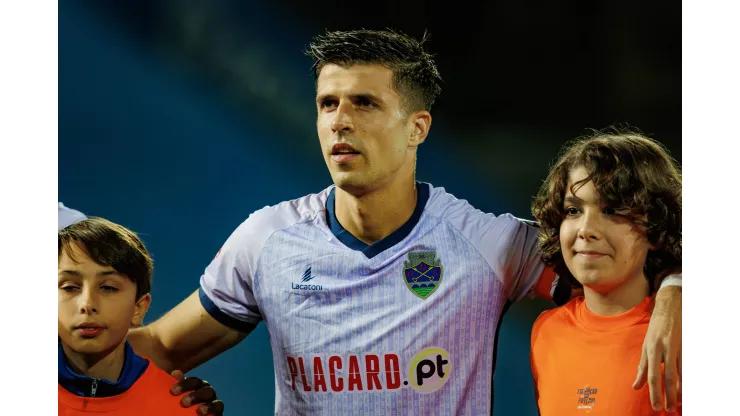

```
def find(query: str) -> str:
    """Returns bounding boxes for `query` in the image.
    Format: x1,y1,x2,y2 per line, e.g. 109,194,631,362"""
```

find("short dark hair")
58,217,153,300
531,127,682,289
304,28,443,113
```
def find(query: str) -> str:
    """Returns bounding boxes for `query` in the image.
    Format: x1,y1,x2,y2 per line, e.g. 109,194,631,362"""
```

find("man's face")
315,64,428,194
58,243,149,357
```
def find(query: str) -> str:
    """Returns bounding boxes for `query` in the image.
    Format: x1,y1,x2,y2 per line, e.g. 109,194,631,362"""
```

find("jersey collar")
326,182,430,259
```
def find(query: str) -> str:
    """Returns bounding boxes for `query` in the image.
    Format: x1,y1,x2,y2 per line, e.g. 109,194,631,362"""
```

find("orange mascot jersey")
58,359,193,415
531,296,680,415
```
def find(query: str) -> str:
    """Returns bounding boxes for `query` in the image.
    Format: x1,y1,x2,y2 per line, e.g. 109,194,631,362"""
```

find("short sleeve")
456,211,547,302
199,214,268,331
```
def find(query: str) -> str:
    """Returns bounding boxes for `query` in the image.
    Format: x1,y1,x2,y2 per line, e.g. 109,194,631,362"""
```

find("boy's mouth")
75,323,106,338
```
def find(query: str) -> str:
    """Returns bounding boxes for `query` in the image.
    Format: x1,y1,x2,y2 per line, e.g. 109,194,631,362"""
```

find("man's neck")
335,175,417,245
583,272,651,316
61,341,126,382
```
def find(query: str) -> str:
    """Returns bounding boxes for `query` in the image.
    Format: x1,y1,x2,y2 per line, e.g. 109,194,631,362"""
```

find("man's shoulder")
424,183,517,224
423,183,524,249
235,187,333,241
424,183,475,218
252,187,330,221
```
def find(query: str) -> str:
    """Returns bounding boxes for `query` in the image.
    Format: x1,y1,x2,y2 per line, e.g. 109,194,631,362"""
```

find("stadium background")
58,1,680,414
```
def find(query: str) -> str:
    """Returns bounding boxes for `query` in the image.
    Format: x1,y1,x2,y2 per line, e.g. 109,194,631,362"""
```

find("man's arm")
129,290,253,373
511,218,575,305
132,208,277,373
531,267,580,306
634,274,682,413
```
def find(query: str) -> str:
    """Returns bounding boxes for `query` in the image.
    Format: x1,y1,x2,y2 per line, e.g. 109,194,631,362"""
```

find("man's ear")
408,111,432,148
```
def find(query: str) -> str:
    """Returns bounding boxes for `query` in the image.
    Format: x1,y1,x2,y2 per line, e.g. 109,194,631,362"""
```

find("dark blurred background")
59,1,680,414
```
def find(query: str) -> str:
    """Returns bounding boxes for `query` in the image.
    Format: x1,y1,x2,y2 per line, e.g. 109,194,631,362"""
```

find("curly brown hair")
531,127,681,289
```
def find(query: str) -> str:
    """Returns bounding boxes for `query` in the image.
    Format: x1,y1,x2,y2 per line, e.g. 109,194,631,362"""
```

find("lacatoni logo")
291,267,323,291
286,347,451,394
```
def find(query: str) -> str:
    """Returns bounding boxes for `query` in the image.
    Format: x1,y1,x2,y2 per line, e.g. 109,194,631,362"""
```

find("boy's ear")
131,293,151,328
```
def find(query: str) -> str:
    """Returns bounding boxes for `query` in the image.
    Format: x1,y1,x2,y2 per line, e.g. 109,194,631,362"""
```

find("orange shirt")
58,359,194,415
531,296,680,415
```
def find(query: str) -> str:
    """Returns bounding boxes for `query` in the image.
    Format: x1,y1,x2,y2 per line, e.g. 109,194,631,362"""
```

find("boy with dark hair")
58,217,218,415
530,128,682,414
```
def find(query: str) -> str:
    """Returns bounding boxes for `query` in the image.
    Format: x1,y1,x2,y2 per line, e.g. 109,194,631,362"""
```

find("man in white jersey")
128,29,682,414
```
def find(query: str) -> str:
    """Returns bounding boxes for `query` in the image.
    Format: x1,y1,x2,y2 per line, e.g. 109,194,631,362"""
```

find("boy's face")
58,242,150,356
559,166,654,292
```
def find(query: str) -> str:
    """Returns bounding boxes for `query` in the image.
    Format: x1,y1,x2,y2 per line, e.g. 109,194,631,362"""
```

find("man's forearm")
129,292,253,373
128,325,177,372
654,267,682,292
653,284,682,317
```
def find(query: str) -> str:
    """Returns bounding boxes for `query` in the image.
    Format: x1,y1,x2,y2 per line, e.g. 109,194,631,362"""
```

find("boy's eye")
101,286,119,293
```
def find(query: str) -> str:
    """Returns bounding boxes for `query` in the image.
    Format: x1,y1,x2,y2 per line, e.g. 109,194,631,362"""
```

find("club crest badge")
403,251,443,299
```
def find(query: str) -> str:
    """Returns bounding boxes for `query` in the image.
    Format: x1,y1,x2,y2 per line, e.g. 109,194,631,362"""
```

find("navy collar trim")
58,341,149,398
326,182,430,259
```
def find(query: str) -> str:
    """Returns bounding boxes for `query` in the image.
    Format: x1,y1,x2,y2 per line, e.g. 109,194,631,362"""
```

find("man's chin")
332,170,361,184
332,173,374,196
